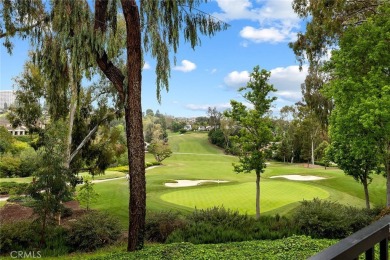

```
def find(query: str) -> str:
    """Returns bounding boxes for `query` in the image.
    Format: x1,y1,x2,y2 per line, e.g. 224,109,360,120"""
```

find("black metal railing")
310,215,390,260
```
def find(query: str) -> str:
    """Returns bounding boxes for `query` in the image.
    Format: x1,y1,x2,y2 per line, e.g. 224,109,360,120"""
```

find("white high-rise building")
0,90,16,111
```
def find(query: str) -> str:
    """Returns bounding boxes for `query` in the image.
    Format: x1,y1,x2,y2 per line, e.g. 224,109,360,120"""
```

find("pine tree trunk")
122,0,146,251
256,171,260,219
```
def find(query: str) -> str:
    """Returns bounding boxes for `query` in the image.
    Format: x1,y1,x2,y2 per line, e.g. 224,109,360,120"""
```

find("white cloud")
240,26,289,43
213,0,258,21
173,60,197,72
223,65,307,103
143,61,151,70
269,65,308,102
224,70,250,89
210,68,218,74
214,0,300,44
185,103,231,112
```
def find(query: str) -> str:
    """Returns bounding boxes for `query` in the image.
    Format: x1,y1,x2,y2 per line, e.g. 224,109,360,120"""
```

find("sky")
0,0,309,118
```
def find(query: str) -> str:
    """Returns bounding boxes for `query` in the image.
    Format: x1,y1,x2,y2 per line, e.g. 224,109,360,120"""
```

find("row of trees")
290,0,390,209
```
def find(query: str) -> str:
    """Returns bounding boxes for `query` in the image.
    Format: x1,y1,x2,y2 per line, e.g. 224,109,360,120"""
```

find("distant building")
184,124,192,131
0,117,28,136
0,90,16,112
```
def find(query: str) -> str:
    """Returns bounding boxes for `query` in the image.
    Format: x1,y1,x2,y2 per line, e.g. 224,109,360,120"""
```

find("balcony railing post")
310,215,390,260
380,237,388,260
365,247,374,260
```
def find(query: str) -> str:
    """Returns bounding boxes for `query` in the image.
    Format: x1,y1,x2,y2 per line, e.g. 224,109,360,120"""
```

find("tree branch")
0,18,46,39
94,0,126,103
68,111,117,164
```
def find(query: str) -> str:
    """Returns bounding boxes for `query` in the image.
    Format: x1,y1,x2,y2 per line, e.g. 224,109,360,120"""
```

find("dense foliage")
208,129,225,149
161,207,298,244
0,221,68,256
293,199,378,239
0,182,28,195
67,211,122,252
324,3,390,207
91,235,336,260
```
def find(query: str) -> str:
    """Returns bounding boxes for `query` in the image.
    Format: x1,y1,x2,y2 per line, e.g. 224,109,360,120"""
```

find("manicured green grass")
160,181,329,214
86,131,386,226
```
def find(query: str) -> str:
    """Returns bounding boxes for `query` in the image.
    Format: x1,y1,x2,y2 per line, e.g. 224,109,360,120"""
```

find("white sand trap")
165,179,229,187
270,175,325,181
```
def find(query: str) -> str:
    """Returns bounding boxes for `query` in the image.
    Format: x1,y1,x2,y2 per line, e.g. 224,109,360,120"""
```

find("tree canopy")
324,2,390,207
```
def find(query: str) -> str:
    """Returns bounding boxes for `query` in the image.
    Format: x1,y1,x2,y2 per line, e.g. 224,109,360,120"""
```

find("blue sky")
0,0,308,118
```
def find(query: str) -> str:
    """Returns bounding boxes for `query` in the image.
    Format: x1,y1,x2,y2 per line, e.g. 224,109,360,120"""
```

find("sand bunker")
165,179,229,187
270,175,325,181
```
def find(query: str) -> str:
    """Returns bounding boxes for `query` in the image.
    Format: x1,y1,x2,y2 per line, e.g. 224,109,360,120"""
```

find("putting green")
160,180,329,215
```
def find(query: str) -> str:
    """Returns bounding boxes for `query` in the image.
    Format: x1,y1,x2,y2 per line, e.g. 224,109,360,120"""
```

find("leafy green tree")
18,147,39,177
7,61,44,134
324,3,390,207
315,141,329,162
1,0,227,250
148,141,172,163
297,105,322,167
171,120,187,132
220,116,236,151
290,0,381,131
208,107,222,129
28,121,73,246
0,126,13,155
225,66,276,219
0,155,21,177
328,120,379,209
77,178,99,211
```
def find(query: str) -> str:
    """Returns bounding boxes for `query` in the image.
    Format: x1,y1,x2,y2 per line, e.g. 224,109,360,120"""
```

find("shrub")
108,165,129,172
208,129,225,148
252,215,299,240
0,221,40,253
188,206,250,227
293,198,376,239
0,155,21,177
179,129,187,134
145,211,186,243
66,211,122,252
18,148,40,177
167,206,298,244
0,182,28,195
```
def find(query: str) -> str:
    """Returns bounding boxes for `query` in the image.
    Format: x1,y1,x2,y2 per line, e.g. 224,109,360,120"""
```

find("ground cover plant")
58,235,337,259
